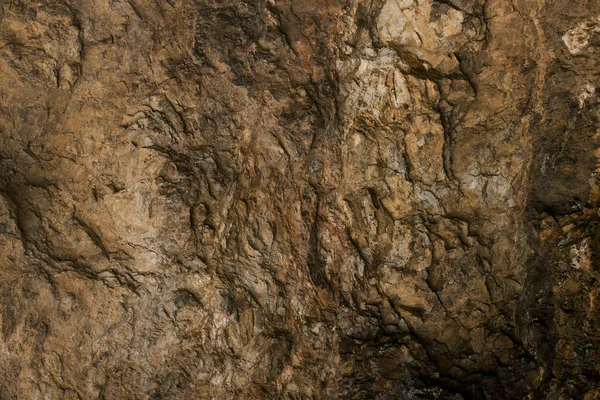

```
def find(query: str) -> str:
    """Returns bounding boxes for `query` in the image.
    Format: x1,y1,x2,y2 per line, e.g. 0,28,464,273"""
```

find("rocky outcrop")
0,0,599,398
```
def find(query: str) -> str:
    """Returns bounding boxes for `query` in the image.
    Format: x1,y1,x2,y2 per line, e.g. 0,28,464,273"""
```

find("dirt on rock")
1,0,600,398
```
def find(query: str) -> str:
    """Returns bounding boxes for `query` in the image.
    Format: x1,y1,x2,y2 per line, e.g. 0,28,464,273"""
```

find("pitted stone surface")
1,0,600,399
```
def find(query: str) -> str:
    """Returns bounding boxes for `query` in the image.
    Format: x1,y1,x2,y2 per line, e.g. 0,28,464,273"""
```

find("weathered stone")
0,0,599,398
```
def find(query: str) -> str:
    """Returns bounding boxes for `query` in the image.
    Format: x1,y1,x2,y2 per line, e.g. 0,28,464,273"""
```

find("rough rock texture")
1,0,600,398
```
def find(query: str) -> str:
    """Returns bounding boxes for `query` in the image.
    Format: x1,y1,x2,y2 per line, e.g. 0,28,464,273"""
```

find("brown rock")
1,0,600,398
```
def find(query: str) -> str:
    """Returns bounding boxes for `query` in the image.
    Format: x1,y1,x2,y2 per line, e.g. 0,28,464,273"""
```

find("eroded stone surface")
0,0,599,399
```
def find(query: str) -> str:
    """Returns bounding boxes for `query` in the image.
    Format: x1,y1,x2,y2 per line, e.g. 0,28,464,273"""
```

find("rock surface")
0,0,599,398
